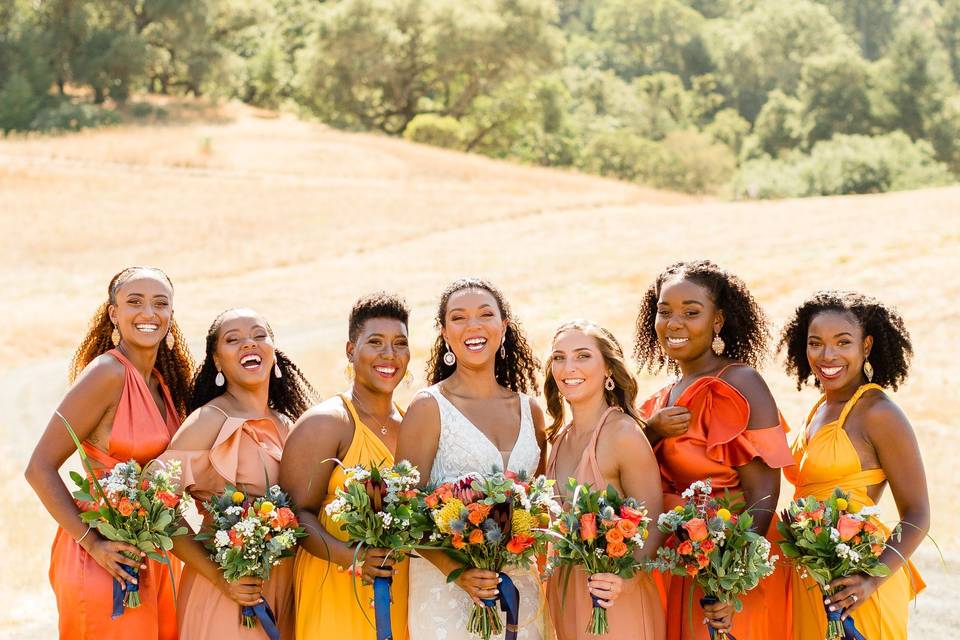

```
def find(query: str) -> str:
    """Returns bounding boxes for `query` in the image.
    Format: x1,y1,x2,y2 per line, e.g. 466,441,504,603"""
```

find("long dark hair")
426,277,539,394
69,266,193,420
189,309,318,421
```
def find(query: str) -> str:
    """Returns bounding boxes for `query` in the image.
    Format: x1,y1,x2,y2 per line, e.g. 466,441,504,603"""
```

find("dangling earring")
344,362,355,381
111,324,120,346
165,330,175,350
403,370,414,387
500,336,506,359
274,359,283,379
711,332,725,356
604,375,615,391
215,370,225,386
443,341,456,366
863,359,874,382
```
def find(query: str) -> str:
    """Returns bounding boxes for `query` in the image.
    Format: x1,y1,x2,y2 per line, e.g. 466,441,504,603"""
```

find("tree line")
2,0,959,197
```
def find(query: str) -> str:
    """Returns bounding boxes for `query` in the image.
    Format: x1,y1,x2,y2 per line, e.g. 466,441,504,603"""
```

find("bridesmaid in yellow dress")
162,308,317,639
281,293,412,640
779,291,928,640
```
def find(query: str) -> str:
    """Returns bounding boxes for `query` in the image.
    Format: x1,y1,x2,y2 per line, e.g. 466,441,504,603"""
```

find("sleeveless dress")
159,406,296,639
294,393,410,640
49,348,181,640
545,406,665,640
407,384,544,640
640,364,795,640
785,383,925,640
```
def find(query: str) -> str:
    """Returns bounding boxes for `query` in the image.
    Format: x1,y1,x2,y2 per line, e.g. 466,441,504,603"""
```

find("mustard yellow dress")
785,383,925,640
294,394,409,640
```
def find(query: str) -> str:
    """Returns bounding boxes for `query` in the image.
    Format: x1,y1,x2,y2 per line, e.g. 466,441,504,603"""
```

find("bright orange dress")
49,348,181,640
546,406,665,640
786,383,925,640
640,365,795,640
160,406,296,639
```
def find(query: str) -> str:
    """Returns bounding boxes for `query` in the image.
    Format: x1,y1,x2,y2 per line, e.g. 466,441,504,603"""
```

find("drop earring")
500,337,506,359
345,362,355,381
443,341,456,366
165,330,175,350
111,324,120,346
215,370,225,386
274,359,283,379
711,332,725,356
604,375,615,391
863,359,874,382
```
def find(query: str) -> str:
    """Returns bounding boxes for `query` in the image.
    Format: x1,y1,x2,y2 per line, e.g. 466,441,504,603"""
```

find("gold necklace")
350,393,393,435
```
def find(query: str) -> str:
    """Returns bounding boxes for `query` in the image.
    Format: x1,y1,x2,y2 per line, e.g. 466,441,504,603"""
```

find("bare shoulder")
719,364,779,428
168,405,229,450
72,352,126,394
604,412,651,449
402,390,441,422
287,396,354,447
526,395,546,421
856,389,913,439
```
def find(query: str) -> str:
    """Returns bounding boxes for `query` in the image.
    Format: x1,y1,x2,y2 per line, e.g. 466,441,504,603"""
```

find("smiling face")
348,317,410,394
212,309,276,388
108,272,174,349
654,276,724,364
441,288,508,368
550,329,609,404
806,310,873,392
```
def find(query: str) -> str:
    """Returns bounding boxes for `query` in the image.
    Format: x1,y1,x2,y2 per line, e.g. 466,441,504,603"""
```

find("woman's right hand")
453,568,500,605
80,532,146,588
219,576,264,607
360,548,396,585
702,599,734,632
646,406,691,438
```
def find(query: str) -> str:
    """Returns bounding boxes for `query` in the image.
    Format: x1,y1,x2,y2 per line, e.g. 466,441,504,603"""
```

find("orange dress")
160,407,296,639
785,384,925,640
49,348,181,640
546,406,665,640
640,366,795,640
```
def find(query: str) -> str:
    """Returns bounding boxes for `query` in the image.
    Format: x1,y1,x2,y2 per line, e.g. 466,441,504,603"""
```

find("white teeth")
820,366,843,376
464,337,487,351
240,354,261,367
135,323,159,333
666,337,688,345
375,366,397,376
562,378,585,386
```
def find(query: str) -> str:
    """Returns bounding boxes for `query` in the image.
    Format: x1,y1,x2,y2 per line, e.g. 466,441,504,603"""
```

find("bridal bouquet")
655,480,777,640
423,471,560,640
777,489,893,640
545,478,651,635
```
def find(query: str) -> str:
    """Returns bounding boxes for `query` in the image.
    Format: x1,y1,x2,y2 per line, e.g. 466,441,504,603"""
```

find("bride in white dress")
397,278,547,640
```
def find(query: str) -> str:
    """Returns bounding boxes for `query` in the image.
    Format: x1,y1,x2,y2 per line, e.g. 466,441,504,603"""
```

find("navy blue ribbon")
590,592,602,610
374,576,394,640
699,596,737,640
481,572,520,640
242,601,280,640
111,565,139,619
826,607,867,640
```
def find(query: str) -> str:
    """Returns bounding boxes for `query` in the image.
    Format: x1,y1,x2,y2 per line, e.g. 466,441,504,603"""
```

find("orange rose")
557,520,569,535
677,540,694,556
579,513,598,542
228,529,243,548
682,518,709,542
863,520,879,534
605,528,624,544
870,544,884,557
807,507,825,522
696,553,710,568
452,533,466,550
700,539,716,553
467,503,492,526
424,493,439,509
813,526,823,535
616,518,638,538
606,540,628,558
837,514,864,541
685,564,699,576
157,491,180,509
278,507,297,527
469,529,485,545
506,535,535,554
117,497,134,517
620,505,646,523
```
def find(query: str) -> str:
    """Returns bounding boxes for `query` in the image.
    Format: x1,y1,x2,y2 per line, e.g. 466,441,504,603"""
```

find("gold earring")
345,362,355,381
711,332,725,356
863,360,874,382
165,330,175,350
111,324,120,346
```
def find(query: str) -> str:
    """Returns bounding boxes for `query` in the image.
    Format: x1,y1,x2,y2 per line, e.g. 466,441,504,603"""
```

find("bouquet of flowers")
545,478,651,635
325,459,432,640
71,458,188,617
198,484,306,639
777,490,893,640
655,480,777,640
422,471,561,640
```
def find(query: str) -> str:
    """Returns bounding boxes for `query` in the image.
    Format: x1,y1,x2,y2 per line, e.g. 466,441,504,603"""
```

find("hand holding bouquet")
325,460,431,640
655,480,777,640
198,484,306,639
777,490,893,640
423,471,560,640
545,478,651,635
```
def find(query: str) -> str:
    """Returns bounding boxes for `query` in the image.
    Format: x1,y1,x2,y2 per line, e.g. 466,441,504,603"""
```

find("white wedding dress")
407,385,545,640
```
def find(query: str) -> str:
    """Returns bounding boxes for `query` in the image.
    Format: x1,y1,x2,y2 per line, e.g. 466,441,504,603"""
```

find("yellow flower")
673,506,684,513
435,498,465,534
259,501,275,514
847,501,862,514
642,528,649,539
835,498,849,511
231,491,245,504
717,508,732,521
512,509,534,535
537,512,551,528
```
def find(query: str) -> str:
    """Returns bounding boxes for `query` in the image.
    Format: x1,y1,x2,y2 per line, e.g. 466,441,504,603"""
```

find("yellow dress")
785,383,925,640
294,394,409,640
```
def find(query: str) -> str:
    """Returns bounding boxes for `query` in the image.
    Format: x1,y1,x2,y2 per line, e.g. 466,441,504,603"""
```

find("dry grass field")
1,101,957,638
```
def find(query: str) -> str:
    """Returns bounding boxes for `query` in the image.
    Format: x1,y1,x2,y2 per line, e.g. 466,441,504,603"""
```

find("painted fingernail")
828,606,835,612
824,599,830,604
141,564,147,569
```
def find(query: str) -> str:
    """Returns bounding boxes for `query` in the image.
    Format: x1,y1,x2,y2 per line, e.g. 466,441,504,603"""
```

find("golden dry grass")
1,102,957,638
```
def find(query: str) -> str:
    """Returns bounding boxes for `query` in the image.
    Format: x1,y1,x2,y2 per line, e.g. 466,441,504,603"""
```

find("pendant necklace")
351,393,391,435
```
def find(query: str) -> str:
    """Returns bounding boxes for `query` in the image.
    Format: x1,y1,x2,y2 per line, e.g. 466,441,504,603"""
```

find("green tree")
814,0,898,60
799,50,873,145
938,0,960,85
0,73,40,132
750,90,805,158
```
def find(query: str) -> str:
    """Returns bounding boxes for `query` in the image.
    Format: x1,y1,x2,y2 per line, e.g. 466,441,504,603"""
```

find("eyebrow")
448,304,495,313
807,332,854,339
657,300,704,306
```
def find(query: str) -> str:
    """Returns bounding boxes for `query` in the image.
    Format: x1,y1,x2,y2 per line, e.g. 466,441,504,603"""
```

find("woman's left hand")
826,574,879,619
587,573,625,608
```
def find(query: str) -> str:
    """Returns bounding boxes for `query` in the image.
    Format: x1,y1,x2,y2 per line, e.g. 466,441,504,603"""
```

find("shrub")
403,114,465,150
0,73,40,133
29,101,121,132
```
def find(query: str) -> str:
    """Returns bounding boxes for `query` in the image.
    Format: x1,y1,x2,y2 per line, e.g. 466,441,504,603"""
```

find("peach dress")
49,348,181,640
160,406,295,639
786,383,925,640
546,406,665,640
640,365,794,640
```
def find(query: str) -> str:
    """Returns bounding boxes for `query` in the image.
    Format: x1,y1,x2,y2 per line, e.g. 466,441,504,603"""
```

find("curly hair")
544,320,644,440
778,291,912,390
188,309,319,421
69,267,194,421
426,277,539,394
634,260,769,372
348,292,410,342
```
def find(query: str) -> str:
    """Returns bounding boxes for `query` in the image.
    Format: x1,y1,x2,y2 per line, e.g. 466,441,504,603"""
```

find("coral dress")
546,406,666,640
640,365,795,640
160,406,295,639
786,383,925,640
49,348,181,640
294,394,410,640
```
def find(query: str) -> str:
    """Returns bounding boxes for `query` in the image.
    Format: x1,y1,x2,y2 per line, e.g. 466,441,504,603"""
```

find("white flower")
214,530,231,548
859,505,881,517
830,528,840,542
269,485,282,497
631,534,645,548
377,512,394,527
325,497,348,517
226,506,243,516
343,467,370,486
835,543,851,559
